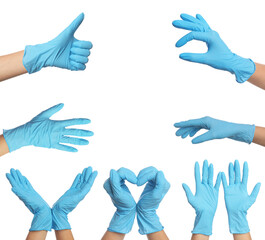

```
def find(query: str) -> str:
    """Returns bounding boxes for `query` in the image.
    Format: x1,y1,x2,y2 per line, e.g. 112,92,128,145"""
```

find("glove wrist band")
228,211,250,234
136,206,163,235
108,207,136,234
192,210,215,236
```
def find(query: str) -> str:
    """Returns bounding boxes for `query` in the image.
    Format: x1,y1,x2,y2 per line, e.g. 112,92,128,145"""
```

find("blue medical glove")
103,168,137,234
182,160,221,235
6,169,52,231
52,167,97,230
172,14,255,83
174,116,255,144
221,160,261,234
136,167,170,235
23,13,92,73
3,103,93,153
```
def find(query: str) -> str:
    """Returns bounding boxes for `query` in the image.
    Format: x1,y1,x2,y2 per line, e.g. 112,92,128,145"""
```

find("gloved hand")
23,13,92,73
6,169,52,231
182,160,221,235
172,13,255,83
221,160,261,234
3,103,93,153
103,168,137,234
52,167,98,230
174,116,255,144
136,167,170,235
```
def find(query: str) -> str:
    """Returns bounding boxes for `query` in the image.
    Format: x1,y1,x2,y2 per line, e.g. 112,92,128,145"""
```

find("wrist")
52,207,71,230
230,54,256,83
228,210,249,234
23,42,54,74
136,206,163,235
229,124,255,144
192,210,215,236
3,124,30,152
30,208,52,231
108,207,136,234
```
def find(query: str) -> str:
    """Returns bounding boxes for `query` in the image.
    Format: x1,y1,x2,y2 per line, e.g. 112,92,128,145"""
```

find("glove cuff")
136,206,163,235
108,207,136,234
228,211,250,234
23,42,55,74
231,55,256,83
3,125,30,152
30,208,52,232
229,124,255,144
51,208,71,230
192,210,215,236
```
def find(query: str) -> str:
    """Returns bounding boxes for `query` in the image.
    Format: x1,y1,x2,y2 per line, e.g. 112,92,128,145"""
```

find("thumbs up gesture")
23,13,93,73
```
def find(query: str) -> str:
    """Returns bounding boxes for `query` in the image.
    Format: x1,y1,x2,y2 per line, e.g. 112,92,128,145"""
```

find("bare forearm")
191,234,209,240
0,50,27,82
101,231,125,240
147,230,169,240
26,231,47,240
55,230,74,240
0,134,9,156
252,126,265,147
248,63,265,90
233,233,252,240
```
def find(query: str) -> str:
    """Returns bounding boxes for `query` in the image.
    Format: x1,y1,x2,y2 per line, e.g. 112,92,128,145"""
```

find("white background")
0,0,265,239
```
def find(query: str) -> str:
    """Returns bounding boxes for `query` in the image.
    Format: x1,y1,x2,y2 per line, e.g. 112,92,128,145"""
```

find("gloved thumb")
192,131,213,144
32,103,64,120
182,183,195,205
249,182,261,204
179,53,207,64
67,13,85,35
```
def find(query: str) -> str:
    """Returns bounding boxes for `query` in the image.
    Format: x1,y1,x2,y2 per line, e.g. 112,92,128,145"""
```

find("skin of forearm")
0,134,10,156
101,231,125,240
147,230,169,240
233,233,252,240
55,230,74,240
26,231,47,240
252,126,265,147
0,50,27,82
191,234,209,240
247,63,265,90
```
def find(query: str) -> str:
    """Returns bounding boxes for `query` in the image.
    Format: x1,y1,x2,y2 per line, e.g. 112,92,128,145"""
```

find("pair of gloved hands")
3,103,93,153
172,13,255,83
183,160,260,235
6,167,97,231
104,167,170,235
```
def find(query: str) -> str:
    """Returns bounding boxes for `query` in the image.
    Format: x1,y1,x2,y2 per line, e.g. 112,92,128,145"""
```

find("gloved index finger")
196,14,211,30
180,13,200,24
172,20,200,31
242,162,249,185
137,166,158,186
194,162,201,189
117,168,137,184
174,118,207,129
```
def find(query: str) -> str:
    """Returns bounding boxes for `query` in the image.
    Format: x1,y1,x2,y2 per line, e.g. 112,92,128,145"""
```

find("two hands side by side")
184,160,260,240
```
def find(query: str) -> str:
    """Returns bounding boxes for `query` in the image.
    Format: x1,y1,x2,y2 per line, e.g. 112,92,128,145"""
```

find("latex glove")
23,13,92,73
174,116,255,144
221,160,261,234
3,103,93,153
136,167,170,235
182,160,221,235
172,13,255,83
103,168,137,234
6,169,52,231
52,167,97,230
